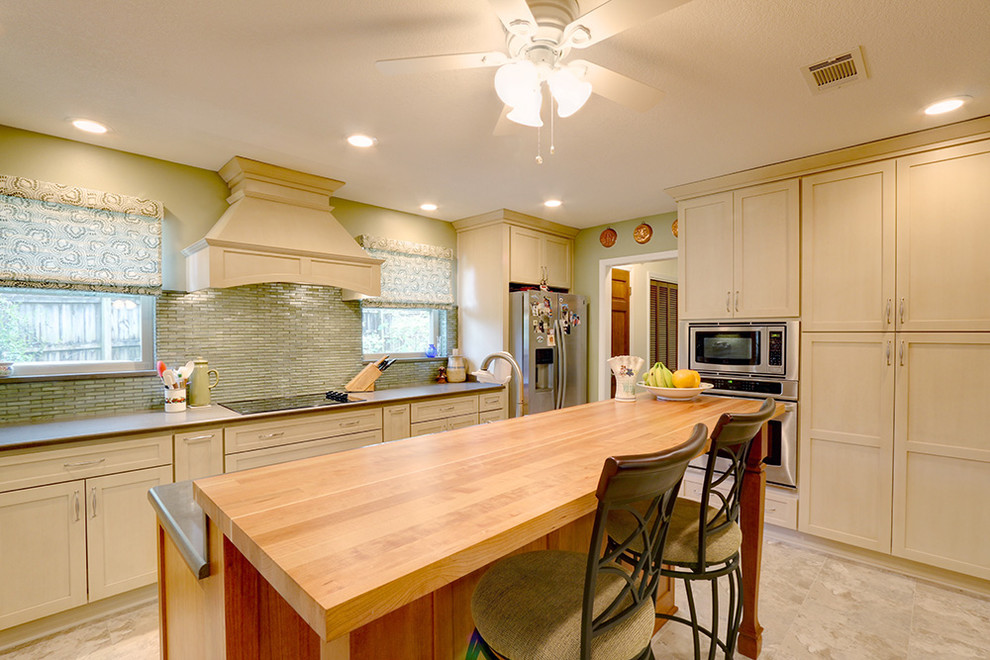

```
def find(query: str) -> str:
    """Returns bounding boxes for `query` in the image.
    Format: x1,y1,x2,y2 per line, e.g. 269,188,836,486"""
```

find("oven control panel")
768,330,784,367
706,377,784,396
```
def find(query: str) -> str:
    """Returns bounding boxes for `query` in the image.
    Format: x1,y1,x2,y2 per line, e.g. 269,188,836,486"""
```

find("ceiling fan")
375,0,689,129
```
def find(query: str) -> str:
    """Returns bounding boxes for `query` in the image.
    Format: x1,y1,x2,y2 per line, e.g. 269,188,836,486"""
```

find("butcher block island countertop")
179,394,780,659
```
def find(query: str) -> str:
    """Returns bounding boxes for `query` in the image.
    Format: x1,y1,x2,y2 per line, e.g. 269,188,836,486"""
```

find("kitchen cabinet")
892,333,990,579
0,481,87,630
798,333,894,552
225,430,383,472
895,141,990,331
86,465,173,600
0,434,173,630
509,226,572,289
173,427,223,481
382,404,411,442
678,180,800,320
801,162,896,332
409,394,480,437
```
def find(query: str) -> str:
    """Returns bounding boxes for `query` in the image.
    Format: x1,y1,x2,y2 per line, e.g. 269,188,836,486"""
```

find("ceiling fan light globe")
494,61,540,108
506,90,544,127
548,68,592,118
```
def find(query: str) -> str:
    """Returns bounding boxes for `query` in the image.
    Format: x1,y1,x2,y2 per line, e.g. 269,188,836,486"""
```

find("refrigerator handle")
554,320,565,410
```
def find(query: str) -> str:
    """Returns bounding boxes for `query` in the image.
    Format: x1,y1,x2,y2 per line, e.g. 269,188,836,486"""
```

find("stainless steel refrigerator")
509,291,588,415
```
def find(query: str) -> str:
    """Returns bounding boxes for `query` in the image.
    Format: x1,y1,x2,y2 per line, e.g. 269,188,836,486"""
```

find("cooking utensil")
156,361,167,378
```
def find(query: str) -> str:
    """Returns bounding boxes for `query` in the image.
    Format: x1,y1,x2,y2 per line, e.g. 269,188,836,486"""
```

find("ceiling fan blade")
376,51,508,75
571,59,665,112
565,0,691,49
488,0,538,35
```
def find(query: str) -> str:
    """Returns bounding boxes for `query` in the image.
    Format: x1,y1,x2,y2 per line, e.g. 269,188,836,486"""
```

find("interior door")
610,269,631,398
650,280,678,369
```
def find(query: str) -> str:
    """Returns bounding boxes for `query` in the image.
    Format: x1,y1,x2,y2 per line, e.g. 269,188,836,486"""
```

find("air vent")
802,46,867,93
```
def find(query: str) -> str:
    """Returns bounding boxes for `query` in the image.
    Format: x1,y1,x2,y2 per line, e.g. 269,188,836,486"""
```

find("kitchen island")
163,394,779,659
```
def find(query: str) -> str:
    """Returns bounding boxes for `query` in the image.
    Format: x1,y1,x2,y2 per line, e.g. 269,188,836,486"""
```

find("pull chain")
535,120,543,164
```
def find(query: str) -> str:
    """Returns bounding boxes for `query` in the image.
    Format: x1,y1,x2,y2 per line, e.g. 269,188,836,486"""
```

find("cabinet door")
543,235,572,289
678,192,734,319
383,404,411,442
896,140,990,330
508,227,543,285
86,465,173,601
733,180,800,318
798,333,894,552
802,162,896,331
174,427,223,481
892,334,990,579
0,480,87,629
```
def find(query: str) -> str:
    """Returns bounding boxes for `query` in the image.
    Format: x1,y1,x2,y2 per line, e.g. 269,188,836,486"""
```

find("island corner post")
158,396,778,659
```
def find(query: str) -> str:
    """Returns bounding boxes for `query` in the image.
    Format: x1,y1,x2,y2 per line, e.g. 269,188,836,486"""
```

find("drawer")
410,396,478,423
225,430,382,473
409,419,448,438
225,408,383,454
764,486,798,530
479,390,507,413
447,413,479,431
479,409,506,424
173,427,224,481
0,433,173,493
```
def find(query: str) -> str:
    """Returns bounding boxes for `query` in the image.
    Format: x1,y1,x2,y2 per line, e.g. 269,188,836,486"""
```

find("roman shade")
357,235,454,307
0,174,163,295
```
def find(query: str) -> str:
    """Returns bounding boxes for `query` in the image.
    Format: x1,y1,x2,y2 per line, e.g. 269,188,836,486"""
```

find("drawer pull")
341,420,361,427
90,487,97,518
389,409,405,415
183,434,215,442
439,406,456,412
767,506,777,513
64,458,106,469
258,432,285,440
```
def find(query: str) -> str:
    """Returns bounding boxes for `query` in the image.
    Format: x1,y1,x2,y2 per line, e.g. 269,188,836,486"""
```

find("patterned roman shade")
0,174,163,295
357,235,454,307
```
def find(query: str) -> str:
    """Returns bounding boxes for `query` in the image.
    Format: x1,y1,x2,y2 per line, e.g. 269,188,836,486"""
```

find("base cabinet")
0,481,87,630
382,405,411,442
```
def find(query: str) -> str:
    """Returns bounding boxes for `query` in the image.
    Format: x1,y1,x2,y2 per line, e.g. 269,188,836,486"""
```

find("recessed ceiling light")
544,199,562,208
71,119,109,134
924,96,970,115
420,203,438,212
347,134,377,148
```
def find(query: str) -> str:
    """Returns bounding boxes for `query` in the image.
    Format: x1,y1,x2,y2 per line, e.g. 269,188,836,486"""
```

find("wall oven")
680,320,799,489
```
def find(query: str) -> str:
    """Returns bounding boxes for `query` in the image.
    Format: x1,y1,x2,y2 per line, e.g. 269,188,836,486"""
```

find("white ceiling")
1,0,988,228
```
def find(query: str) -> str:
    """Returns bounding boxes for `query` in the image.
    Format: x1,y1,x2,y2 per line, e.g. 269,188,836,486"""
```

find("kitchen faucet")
479,351,525,418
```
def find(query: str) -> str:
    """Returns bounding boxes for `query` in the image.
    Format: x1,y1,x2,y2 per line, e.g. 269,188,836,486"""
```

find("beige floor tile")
0,619,112,659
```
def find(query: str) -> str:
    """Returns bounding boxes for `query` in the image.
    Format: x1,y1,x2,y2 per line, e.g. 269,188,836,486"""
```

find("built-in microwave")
680,320,799,381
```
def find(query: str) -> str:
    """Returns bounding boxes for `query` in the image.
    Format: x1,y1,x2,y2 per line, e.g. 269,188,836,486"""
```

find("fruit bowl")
637,382,714,401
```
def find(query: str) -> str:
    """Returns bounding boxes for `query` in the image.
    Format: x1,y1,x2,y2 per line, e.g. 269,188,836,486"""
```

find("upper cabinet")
508,226,573,290
896,141,990,331
802,139,990,332
679,180,800,319
801,162,896,331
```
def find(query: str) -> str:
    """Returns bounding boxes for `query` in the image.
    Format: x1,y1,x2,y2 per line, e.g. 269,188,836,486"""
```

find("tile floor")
2,536,988,659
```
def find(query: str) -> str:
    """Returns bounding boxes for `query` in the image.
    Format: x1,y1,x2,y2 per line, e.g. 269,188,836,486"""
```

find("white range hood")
183,157,383,294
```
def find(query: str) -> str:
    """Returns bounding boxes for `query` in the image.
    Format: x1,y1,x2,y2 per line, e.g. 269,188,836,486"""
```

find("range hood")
183,157,383,294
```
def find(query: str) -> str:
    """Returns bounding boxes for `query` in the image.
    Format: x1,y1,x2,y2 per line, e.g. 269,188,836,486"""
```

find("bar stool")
611,397,775,660
466,423,708,660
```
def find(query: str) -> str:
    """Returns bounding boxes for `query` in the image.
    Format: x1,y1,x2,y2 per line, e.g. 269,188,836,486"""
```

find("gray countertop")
148,480,210,579
0,381,503,451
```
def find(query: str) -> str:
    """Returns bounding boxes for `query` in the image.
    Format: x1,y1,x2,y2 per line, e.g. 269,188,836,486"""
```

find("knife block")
345,363,382,392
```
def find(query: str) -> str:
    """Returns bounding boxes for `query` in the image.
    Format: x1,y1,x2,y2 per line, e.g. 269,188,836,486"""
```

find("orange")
671,369,701,388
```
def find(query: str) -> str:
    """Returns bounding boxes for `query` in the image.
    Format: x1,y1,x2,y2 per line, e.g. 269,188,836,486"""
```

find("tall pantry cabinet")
799,139,990,579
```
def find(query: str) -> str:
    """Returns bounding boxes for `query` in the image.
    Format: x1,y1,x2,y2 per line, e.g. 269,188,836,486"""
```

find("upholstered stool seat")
608,500,741,567
471,550,655,660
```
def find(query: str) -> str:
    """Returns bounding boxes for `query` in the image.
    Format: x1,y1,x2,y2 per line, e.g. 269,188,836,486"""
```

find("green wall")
0,125,456,290
573,212,679,402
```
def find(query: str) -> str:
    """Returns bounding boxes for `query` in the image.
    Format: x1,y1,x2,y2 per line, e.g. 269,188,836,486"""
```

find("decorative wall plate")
633,223,653,244
599,228,617,247
671,218,679,238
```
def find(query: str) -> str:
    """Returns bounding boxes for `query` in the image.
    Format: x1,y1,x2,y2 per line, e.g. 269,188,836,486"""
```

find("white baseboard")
764,524,990,598
0,585,157,653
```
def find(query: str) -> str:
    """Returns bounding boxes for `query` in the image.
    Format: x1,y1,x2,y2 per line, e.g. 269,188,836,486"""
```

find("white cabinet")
86,466,173,601
383,404,411,442
409,395,480,437
225,430,383,472
173,427,223,481
801,162,896,332
0,481,87,630
892,334,990,579
798,333,894,552
896,141,990,331
509,226,572,289
679,180,800,319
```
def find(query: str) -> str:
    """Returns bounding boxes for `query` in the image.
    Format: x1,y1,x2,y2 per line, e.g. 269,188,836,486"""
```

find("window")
362,307,444,360
0,288,155,376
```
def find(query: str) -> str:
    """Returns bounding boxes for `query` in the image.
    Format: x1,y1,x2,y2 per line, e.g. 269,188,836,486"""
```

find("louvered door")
650,280,679,368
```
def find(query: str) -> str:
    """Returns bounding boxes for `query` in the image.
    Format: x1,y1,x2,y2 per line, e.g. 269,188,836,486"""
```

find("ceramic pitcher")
189,357,220,407
607,355,645,402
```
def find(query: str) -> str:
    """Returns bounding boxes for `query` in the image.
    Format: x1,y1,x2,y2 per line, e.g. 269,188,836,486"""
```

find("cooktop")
220,390,361,415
